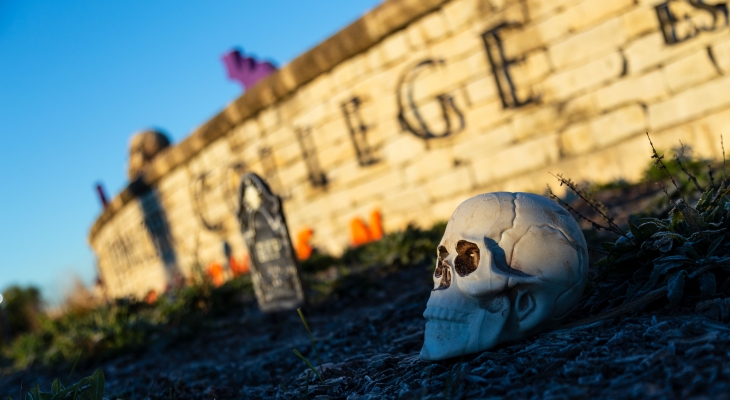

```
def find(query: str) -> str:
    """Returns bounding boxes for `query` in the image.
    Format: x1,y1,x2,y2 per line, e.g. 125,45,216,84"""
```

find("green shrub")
2,285,43,337
585,183,730,314
2,274,253,369
299,223,446,303
341,222,447,271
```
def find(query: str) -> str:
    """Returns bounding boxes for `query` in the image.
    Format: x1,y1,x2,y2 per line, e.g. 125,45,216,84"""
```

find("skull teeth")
425,321,468,332
423,306,470,324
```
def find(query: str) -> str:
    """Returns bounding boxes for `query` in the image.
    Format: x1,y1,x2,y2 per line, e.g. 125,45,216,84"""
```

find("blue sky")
0,0,381,304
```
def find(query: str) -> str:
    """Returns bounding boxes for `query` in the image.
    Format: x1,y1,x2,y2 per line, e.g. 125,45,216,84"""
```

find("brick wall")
89,0,730,299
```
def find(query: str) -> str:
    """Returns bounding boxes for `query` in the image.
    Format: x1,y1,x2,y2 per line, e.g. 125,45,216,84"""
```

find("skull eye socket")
455,240,480,277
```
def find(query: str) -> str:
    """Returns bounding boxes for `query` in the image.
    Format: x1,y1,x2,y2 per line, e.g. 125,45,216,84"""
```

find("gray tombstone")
238,173,304,312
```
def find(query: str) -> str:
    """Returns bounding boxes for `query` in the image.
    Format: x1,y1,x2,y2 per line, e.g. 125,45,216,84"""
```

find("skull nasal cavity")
435,245,449,278
434,245,452,290
455,240,479,277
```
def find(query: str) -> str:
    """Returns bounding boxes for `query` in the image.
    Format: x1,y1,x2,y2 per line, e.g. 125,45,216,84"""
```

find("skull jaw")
420,292,510,360
420,320,469,361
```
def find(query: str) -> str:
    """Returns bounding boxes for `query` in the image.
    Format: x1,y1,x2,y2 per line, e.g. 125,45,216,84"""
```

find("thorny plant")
549,133,730,322
547,173,628,238
293,308,325,384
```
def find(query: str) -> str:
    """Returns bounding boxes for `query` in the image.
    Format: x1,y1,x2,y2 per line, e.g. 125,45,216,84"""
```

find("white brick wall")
92,0,730,299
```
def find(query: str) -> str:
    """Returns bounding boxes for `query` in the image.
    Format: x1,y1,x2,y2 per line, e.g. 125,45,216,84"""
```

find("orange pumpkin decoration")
206,261,225,287
144,289,158,305
369,210,383,241
350,218,373,246
295,228,315,260
350,209,384,246
230,254,250,276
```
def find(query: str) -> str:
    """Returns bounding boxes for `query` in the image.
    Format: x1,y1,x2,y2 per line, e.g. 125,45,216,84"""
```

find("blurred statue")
127,129,171,180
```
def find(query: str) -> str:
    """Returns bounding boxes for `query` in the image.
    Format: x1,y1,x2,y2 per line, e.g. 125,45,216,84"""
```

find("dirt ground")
3,260,730,400
4,184,730,399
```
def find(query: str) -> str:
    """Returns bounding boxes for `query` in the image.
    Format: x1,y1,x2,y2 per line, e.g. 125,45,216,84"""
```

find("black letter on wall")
342,97,377,166
223,162,247,215
482,23,536,109
396,59,465,140
192,172,224,232
295,127,327,187
656,0,728,45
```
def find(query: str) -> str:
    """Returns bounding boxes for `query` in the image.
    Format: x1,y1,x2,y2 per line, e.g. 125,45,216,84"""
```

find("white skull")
420,192,588,360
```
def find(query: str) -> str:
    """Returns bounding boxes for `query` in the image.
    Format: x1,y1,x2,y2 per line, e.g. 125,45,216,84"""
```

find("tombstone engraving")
238,173,304,312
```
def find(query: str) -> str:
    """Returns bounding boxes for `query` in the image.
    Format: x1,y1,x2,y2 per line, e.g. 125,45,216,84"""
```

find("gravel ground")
3,263,730,399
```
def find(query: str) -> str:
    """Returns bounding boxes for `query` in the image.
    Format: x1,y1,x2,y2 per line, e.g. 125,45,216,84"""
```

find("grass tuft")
9,368,105,400
293,308,324,384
